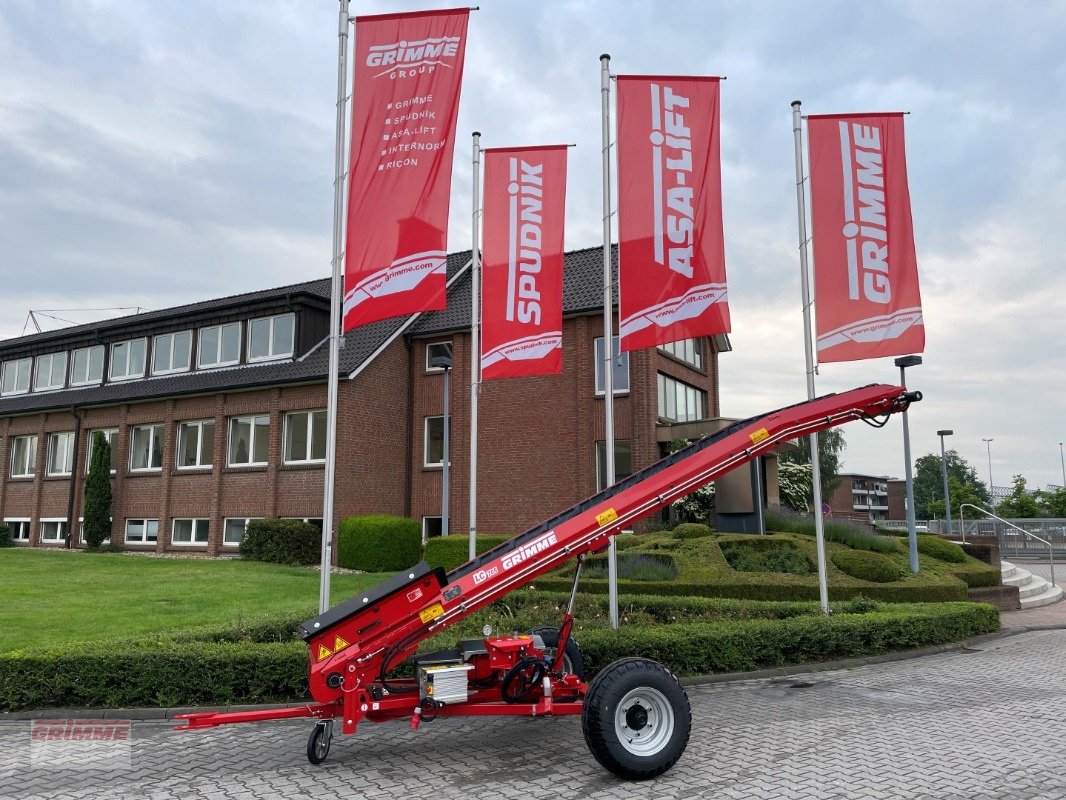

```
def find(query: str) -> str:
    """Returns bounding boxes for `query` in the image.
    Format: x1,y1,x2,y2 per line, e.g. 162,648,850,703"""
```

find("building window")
177,420,215,469
86,429,119,473
10,435,37,478
228,415,269,466
594,337,630,395
223,517,262,547
595,439,633,491
172,518,210,546
658,338,704,370
70,345,105,386
657,373,706,423
79,517,111,546
129,424,164,471
5,519,30,542
198,322,241,369
422,516,443,541
248,313,295,362
284,410,326,464
425,341,453,372
34,352,68,391
1,358,32,395
152,331,193,375
46,432,75,476
40,519,68,543
125,518,158,544
424,416,444,467
109,338,147,381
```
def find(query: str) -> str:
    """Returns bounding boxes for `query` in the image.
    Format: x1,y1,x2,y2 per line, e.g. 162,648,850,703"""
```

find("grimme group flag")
616,76,730,352
480,146,568,380
807,113,924,362
343,9,470,331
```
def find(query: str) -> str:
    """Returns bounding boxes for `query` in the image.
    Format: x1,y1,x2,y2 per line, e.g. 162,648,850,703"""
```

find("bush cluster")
582,553,678,582
337,515,421,572
423,534,511,572
831,550,901,583
720,542,813,574
0,523,10,548
764,507,897,553
671,523,714,540
239,520,321,566
916,534,967,563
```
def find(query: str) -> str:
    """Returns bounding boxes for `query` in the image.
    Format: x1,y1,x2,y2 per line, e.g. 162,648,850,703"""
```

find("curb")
5,625,1063,723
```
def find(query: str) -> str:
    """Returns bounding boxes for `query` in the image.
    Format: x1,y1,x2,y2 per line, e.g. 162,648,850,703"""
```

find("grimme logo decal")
367,36,461,79
472,565,499,585
506,158,545,325
838,121,890,304
649,83,695,278
501,531,557,570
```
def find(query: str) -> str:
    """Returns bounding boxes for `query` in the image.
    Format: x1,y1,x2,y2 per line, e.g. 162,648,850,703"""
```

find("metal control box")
418,663,473,704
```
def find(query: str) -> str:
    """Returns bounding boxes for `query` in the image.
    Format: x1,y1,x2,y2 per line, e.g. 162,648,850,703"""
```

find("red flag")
343,9,470,331
480,146,567,380
616,76,729,353
807,113,924,362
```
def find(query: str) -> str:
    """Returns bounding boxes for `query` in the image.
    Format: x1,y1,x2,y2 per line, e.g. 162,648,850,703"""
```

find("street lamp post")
982,438,994,506
1059,442,1065,489
937,430,954,537
895,355,922,574
430,349,455,537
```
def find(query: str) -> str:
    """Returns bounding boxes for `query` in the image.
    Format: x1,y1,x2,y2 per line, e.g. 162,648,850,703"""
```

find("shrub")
720,542,812,574
338,515,421,572
423,534,511,572
0,523,10,548
917,535,967,563
671,523,714,540
82,431,113,550
765,507,896,553
831,550,901,583
583,553,678,581
239,519,320,566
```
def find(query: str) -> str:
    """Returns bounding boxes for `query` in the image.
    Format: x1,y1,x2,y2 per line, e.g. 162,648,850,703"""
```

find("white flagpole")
319,0,352,614
469,132,482,562
791,100,830,615
600,54,619,630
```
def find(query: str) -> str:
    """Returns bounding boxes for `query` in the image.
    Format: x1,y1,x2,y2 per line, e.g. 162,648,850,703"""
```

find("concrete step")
1001,561,1018,579
1020,584,1064,609
1002,568,1031,587
1019,576,1049,599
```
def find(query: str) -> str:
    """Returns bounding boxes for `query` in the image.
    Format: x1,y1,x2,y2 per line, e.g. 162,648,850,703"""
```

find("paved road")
3,630,1066,800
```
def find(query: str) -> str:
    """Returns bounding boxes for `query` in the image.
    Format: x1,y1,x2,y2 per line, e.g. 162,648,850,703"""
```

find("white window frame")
176,419,215,469
34,352,68,391
79,516,112,546
171,518,210,546
228,415,270,467
656,372,706,423
39,518,68,543
128,424,164,472
593,336,630,396
197,322,242,369
283,410,326,464
46,431,76,476
425,341,453,373
151,331,193,375
70,345,105,386
124,518,159,545
10,434,37,478
86,429,119,474
1,357,32,396
109,338,147,381
247,313,295,363
658,338,704,370
5,518,30,542
424,416,444,468
223,517,262,547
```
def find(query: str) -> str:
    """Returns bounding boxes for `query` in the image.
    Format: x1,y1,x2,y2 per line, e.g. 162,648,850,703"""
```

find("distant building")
827,472,892,522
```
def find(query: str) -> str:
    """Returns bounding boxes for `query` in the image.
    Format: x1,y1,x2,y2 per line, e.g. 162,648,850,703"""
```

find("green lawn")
0,550,390,653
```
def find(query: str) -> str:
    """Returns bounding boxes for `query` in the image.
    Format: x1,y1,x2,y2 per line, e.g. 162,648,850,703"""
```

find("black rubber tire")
581,657,691,780
531,627,585,679
306,722,332,765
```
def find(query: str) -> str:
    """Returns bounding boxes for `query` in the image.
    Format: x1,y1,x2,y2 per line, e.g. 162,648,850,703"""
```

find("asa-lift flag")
806,113,924,362
480,146,568,380
615,75,730,352
343,8,470,331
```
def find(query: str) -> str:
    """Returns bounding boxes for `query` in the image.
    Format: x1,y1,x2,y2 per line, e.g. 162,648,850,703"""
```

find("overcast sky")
2,1,1065,496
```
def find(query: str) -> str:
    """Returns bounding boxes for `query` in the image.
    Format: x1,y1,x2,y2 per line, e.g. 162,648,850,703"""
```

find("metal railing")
959,504,1056,588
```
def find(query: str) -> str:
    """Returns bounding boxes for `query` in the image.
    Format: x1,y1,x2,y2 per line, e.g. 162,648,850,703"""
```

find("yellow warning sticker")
419,602,445,624
333,635,350,653
316,644,333,662
596,507,619,527
750,427,770,445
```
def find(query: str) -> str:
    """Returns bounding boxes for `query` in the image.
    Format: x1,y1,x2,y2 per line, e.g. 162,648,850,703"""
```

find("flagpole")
469,131,482,562
791,100,829,615
600,54,619,630
319,0,352,614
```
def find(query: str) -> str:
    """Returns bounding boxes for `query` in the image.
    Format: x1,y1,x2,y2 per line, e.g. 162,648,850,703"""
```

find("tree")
780,428,846,504
83,431,113,549
1036,486,1066,518
777,461,813,512
926,475,990,520
912,450,989,519
996,475,1041,518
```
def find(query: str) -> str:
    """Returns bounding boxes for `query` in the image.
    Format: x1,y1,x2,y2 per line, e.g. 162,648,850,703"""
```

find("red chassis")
175,384,919,779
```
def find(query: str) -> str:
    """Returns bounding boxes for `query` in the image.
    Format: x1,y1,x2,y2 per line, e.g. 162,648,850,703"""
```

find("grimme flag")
343,9,470,331
807,113,924,362
480,146,567,380
616,75,729,352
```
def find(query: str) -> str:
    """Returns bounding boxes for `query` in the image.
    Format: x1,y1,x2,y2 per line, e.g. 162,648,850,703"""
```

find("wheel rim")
613,687,674,756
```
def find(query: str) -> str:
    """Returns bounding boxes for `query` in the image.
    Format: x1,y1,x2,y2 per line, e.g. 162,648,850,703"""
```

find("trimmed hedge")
0,523,10,548
337,515,421,572
423,534,511,572
917,534,967,563
239,519,320,566
672,523,714,540
831,550,901,583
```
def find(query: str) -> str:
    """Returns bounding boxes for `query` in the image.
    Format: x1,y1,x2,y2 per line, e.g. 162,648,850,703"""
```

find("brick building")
0,246,727,555
827,472,892,522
